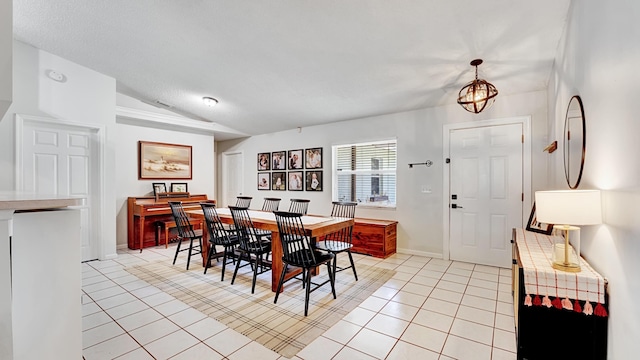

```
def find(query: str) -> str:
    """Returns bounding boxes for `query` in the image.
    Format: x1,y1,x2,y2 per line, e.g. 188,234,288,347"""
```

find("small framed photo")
305,171,322,191
152,182,167,196
258,152,270,171
305,148,323,169
525,202,554,235
258,172,270,190
272,151,286,170
170,182,188,193
287,149,303,170
288,171,304,191
272,172,287,191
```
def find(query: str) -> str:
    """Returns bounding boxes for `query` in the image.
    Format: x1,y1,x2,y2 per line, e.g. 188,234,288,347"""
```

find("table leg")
269,231,303,292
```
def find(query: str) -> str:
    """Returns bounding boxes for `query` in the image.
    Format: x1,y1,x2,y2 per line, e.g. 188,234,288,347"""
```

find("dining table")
186,207,355,292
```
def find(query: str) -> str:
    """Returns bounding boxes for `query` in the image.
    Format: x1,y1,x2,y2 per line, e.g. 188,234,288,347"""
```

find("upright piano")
127,194,209,250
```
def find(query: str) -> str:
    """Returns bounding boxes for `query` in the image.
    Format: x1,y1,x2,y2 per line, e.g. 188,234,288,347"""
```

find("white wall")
548,1,640,357
0,40,118,259
217,90,549,257
114,119,215,248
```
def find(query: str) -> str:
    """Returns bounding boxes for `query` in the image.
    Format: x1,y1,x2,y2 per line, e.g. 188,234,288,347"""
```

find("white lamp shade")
535,190,602,225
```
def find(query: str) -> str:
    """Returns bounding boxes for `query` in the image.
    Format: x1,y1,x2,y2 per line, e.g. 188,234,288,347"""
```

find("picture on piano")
152,182,167,196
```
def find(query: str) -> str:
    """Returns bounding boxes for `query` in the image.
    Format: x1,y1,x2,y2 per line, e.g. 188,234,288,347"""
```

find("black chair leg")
304,268,312,316
231,251,245,285
274,264,288,304
251,256,258,294
172,238,182,265
220,250,228,281
347,251,358,281
327,261,337,299
204,243,214,275
186,238,194,270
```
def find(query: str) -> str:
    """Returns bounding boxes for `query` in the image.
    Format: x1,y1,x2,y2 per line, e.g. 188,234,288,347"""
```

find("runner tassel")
533,295,541,306
594,303,608,317
561,297,573,310
524,294,532,306
583,301,593,315
552,297,563,309
573,299,582,313
542,295,552,308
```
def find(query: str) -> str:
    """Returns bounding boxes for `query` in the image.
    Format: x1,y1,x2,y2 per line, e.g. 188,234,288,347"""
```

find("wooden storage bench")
351,218,397,258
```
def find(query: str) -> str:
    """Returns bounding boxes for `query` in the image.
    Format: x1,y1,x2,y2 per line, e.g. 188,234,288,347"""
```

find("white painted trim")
116,106,216,133
14,114,107,261
396,248,442,259
441,116,532,261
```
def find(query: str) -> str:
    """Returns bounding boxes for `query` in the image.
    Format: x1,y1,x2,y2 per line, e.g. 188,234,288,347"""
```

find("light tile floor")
82,245,516,360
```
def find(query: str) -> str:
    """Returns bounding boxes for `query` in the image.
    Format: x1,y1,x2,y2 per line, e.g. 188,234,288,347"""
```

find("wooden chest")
351,218,398,258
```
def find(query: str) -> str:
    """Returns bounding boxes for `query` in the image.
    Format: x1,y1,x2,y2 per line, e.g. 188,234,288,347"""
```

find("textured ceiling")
13,0,571,140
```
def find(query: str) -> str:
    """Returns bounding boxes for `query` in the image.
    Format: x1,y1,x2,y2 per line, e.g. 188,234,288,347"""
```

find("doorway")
443,117,531,268
15,114,103,262
221,150,244,207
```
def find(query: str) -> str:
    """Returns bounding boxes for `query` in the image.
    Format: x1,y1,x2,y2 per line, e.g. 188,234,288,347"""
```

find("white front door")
19,118,99,262
221,151,244,207
448,123,523,268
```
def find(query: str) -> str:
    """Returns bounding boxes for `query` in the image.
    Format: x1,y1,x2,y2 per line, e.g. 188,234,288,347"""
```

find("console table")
512,228,608,360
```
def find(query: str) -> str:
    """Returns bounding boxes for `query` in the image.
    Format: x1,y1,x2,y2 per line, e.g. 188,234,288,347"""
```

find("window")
333,139,397,208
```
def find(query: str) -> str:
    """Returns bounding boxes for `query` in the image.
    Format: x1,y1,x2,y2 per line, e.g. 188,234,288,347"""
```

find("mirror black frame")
563,95,586,189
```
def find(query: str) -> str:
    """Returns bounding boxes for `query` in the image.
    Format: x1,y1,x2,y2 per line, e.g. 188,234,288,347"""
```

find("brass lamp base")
552,262,581,272
552,225,581,273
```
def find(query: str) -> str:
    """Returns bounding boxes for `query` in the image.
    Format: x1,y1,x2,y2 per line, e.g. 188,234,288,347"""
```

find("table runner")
515,228,607,316
214,207,339,225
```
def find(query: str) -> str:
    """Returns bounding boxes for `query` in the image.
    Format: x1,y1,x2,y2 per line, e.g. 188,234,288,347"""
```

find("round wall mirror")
563,95,586,189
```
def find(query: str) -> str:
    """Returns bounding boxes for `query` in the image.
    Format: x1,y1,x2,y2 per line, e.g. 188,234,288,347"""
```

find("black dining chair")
235,196,253,208
200,202,240,281
168,201,204,270
315,201,358,281
253,198,281,243
288,198,310,215
273,211,336,316
229,206,272,294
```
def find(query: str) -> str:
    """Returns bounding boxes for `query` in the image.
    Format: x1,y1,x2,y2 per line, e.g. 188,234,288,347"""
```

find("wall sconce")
457,59,498,114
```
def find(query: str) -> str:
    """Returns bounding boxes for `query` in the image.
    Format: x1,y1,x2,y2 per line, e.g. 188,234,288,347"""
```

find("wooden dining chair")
288,198,310,215
273,211,336,316
229,206,272,294
200,202,240,281
168,201,204,270
315,201,358,281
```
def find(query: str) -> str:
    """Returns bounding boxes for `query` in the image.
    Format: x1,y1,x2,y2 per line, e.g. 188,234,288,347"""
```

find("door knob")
451,204,464,209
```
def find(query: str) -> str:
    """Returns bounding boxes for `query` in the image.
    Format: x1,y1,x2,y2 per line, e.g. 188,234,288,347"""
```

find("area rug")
125,260,394,358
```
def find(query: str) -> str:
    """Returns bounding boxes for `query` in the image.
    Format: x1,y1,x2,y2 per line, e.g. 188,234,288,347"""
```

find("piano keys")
127,194,210,251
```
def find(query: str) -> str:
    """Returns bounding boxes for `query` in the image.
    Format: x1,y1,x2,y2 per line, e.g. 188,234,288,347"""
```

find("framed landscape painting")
139,141,192,180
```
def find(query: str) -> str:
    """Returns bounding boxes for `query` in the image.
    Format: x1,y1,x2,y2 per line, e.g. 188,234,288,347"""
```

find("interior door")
221,151,243,207
21,120,99,262
448,123,523,268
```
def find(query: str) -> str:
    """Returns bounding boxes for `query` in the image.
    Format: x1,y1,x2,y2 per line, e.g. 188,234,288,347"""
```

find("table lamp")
534,190,602,272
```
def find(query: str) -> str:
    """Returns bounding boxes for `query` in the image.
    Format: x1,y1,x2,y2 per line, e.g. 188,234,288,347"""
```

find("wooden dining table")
186,207,355,292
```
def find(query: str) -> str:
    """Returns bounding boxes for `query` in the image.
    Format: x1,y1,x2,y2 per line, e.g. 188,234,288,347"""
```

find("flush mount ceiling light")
202,97,218,107
457,59,498,114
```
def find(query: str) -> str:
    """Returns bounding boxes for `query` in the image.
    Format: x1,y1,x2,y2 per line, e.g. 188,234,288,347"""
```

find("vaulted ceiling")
13,1,571,140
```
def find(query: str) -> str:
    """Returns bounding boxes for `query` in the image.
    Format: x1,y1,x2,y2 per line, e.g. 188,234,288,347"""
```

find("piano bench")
155,219,203,249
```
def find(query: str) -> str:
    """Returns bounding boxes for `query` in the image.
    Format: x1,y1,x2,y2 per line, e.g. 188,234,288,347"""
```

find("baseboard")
396,247,442,259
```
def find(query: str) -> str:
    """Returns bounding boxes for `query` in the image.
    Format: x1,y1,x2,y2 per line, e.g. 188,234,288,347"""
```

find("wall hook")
408,160,433,168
